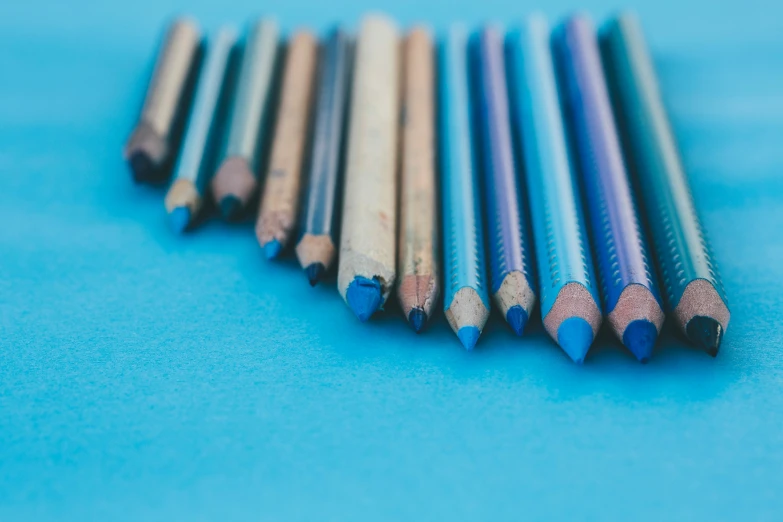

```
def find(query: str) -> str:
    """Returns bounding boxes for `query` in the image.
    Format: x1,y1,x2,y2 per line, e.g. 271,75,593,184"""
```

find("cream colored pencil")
256,31,318,259
338,15,400,322
397,27,439,333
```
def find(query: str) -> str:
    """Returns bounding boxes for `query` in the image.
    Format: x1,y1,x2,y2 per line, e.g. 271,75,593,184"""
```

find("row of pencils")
125,12,731,363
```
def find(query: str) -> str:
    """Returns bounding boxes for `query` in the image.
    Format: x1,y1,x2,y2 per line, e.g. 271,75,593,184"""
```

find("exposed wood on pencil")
397,27,439,332
256,31,318,258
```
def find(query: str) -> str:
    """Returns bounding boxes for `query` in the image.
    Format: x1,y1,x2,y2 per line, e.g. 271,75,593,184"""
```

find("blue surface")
1,1,783,520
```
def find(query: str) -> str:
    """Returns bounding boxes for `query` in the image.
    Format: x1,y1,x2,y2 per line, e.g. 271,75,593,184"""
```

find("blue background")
1,0,782,520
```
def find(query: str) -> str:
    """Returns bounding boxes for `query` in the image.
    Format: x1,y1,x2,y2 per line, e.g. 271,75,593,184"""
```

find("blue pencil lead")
506,305,529,336
168,206,191,234
623,319,658,363
305,263,326,287
346,276,382,322
557,317,594,364
263,239,282,260
219,195,242,221
407,308,427,333
457,326,481,351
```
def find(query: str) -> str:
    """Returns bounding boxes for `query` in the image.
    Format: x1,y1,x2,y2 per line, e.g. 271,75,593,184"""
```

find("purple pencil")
555,15,664,362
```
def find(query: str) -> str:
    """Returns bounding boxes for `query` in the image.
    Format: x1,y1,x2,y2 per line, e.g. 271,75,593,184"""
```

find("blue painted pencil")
439,25,491,350
555,15,664,362
475,26,537,336
212,18,280,220
506,15,602,363
164,27,237,233
295,28,352,286
601,13,729,355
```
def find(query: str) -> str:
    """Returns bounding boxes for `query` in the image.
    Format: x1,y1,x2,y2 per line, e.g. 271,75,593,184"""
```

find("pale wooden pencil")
256,31,318,259
337,15,400,322
397,27,439,333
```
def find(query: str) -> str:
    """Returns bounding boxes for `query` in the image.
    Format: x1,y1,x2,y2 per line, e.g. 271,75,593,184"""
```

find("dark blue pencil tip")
219,195,242,221
685,316,723,357
263,239,282,260
557,317,594,364
346,276,382,322
506,305,529,336
129,151,156,183
407,308,427,333
168,206,191,234
305,263,326,287
457,326,481,351
623,319,658,363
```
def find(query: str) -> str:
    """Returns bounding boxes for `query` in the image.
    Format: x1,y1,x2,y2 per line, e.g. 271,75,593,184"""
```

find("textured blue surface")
1,0,783,520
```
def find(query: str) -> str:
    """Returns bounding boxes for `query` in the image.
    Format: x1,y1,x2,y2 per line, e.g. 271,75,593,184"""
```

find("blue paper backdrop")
1,0,782,520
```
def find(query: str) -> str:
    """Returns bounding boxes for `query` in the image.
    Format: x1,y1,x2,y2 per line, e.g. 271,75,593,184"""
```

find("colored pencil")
295,28,352,286
212,18,280,220
164,28,237,233
397,27,440,333
125,18,202,184
439,25,491,349
337,15,400,322
476,26,537,336
601,12,730,355
256,31,318,259
554,15,664,362
506,15,603,363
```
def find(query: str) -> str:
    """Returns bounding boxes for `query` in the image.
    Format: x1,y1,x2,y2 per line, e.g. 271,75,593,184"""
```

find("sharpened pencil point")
686,316,723,357
457,326,481,351
129,151,156,183
506,305,529,336
623,319,658,363
346,276,382,322
168,206,191,234
407,308,427,333
557,317,594,364
263,239,282,260
219,195,242,221
305,263,326,286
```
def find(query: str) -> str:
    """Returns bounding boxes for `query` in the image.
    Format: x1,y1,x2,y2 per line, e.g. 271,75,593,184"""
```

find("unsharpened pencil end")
168,206,191,234
506,305,529,336
263,239,282,260
685,316,723,357
219,195,243,221
622,319,658,363
407,308,427,333
128,151,157,184
346,276,382,322
457,326,481,351
557,317,594,364
305,263,326,287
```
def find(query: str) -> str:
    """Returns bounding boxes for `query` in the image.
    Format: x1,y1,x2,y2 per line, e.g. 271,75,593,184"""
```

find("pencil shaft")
165,28,237,214
125,18,201,182
397,27,439,321
439,25,490,340
256,31,318,251
507,16,601,323
221,18,280,174
301,28,352,239
555,17,661,314
337,15,400,306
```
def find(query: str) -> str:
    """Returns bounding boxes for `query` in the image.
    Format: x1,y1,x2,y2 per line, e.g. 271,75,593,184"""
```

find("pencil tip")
346,277,382,322
168,206,191,234
407,308,427,333
263,239,282,260
685,316,723,356
128,151,156,183
557,317,594,364
305,263,325,286
506,305,529,336
219,195,242,221
623,319,658,363
457,326,481,351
